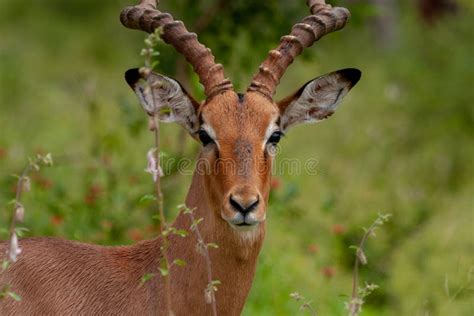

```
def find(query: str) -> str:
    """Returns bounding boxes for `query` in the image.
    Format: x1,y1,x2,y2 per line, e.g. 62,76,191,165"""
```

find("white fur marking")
201,123,220,149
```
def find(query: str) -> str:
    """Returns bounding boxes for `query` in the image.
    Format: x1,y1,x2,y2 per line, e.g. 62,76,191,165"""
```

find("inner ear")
125,68,201,134
277,68,361,131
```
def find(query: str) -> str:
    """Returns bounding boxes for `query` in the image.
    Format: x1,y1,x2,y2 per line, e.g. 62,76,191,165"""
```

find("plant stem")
185,208,218,316
2,155,52,299
142,29,173,315
348,214,390,316
152,108,172,315
8,165,31,241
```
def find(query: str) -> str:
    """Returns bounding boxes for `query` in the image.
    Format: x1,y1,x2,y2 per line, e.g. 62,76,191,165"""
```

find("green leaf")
173,259,187,267
177,204,196,214
2,260,11,271
141,273,156,284
7,291,21,301
6,199,18,206
139,194,157,203
159,268,169,276
15,227,29,237
159,259,169,276
161,226,175,237
207,243,219,249
151,61,160,70
191,218,203,230
173,229,189,237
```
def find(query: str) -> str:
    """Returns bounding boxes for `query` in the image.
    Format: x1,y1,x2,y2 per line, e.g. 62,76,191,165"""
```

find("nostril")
229,195,245,213
229,195,259,214
247,198,259,212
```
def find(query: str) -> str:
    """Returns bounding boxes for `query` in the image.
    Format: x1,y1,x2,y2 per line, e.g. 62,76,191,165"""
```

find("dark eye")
198,129,214,146
267,131,283,145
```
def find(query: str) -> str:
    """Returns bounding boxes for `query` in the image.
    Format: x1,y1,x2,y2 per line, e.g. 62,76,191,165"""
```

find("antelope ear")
125,68,200,134
278,68,361,131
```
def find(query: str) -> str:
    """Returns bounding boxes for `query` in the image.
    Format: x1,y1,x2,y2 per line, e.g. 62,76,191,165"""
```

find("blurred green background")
0,0,473,315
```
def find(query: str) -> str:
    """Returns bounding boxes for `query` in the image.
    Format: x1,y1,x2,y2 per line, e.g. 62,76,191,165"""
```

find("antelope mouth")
223,212,262,231
235,221,258,229
231,222,259,232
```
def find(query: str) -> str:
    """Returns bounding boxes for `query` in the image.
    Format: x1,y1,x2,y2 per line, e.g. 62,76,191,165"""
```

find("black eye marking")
197,129,214,146
267,131,283,145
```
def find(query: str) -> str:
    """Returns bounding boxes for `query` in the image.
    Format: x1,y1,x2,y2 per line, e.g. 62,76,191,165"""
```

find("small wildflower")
331,223,346,235
290,292,317,315
196,240,207,256
346,297,364,315
145,148,163,182
307,243,319,254
40,178,54,190
346,213,390,316
9,233,22,262
270,177,282,190
356,248,368,265
84,184,103,205
290,292,304,301
0,147,7,159
21,176,31,193
14,203,25,222
321,266,336,278
41,153,53,166
50,215,64,227
34,175,54,190
204,288,214,304
128,228,144,242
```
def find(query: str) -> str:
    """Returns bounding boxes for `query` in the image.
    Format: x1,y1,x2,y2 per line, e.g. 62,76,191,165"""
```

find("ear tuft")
125,68,141,88
338,68,362,88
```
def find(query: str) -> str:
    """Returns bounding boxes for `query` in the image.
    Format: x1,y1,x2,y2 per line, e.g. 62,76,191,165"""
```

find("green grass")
0,1,473,315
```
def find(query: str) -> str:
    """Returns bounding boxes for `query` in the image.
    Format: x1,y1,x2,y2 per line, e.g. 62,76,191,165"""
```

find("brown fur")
0,66,361,313
0,91,277,315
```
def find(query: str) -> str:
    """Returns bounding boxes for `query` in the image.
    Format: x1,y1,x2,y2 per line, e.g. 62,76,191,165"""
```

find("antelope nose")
229,194,259,214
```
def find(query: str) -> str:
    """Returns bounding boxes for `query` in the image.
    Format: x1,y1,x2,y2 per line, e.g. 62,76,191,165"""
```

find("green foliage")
141,273,157,284
0,1,472,315
173,259,187,267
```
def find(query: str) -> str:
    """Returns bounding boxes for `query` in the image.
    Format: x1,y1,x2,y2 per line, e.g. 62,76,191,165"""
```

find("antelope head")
121,0,361,238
